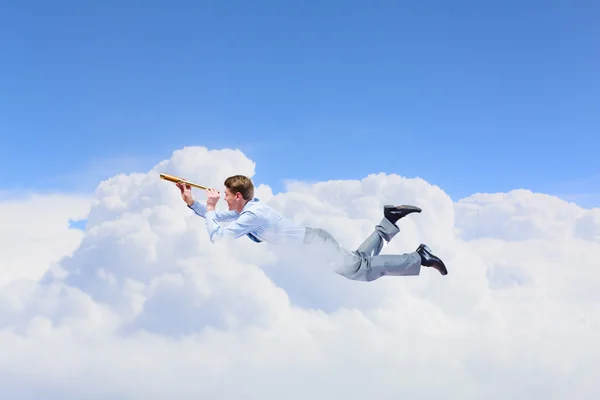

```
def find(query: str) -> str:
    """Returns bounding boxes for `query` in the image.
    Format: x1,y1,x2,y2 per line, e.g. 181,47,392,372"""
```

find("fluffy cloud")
0,193,92,286
1,146,599,399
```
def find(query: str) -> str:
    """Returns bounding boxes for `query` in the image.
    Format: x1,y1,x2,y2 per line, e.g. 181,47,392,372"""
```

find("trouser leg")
367,252,421,278
303,225,422,283
353,217,421,280
303,227,362,276
356,217,400,257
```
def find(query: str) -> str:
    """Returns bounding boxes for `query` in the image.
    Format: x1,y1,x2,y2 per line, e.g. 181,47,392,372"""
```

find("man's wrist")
206,205,216,212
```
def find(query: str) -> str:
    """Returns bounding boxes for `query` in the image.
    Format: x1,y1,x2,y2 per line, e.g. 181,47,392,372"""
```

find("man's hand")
176,180,194,206
205,188,220,211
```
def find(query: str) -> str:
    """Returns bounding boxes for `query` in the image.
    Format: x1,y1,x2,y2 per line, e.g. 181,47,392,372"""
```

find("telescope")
159,173,210,190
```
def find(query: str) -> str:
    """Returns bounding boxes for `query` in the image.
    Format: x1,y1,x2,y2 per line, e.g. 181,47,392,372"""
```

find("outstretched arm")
188,201,239,222
205,209,264,243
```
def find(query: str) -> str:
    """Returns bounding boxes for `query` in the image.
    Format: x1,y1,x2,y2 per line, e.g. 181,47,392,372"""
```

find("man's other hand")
206,188,220,211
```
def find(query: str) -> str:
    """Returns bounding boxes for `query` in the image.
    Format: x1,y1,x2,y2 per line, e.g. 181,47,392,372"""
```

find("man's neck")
236,199,251,213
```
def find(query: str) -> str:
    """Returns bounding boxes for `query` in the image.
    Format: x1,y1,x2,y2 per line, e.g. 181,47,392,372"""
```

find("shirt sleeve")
205,209,264,243
188,201,239,221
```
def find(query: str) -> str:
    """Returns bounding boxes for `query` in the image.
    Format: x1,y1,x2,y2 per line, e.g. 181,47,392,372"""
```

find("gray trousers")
303,217,422,282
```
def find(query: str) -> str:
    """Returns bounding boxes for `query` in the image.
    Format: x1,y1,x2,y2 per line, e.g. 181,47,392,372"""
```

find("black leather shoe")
416,244,448,275
384,205,422,225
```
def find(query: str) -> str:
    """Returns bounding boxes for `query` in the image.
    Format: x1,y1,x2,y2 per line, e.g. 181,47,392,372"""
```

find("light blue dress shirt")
188,198,307,245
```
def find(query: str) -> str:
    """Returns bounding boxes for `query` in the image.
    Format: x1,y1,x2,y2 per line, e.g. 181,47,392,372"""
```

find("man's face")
224,187,239,210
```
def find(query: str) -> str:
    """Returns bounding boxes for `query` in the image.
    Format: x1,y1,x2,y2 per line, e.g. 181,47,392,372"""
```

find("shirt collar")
241,197,259,212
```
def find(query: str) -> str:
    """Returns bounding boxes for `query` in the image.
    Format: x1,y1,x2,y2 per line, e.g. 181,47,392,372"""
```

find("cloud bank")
1,146,599,399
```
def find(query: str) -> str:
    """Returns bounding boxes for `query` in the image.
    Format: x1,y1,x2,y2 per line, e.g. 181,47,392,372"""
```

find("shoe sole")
385,205,422,212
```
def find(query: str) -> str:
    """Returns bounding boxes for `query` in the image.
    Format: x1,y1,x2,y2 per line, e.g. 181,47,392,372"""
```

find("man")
176,174,448,282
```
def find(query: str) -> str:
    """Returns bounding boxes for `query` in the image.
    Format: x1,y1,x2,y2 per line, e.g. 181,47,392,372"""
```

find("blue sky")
1,0,599,207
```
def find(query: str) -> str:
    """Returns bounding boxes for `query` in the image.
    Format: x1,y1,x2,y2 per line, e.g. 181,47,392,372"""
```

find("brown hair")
224,175,254,200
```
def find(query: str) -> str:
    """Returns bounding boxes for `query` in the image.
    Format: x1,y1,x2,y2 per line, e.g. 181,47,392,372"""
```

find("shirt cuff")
188,201,202,213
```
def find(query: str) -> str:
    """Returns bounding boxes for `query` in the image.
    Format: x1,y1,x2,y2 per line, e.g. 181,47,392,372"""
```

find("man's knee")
337,253,384,282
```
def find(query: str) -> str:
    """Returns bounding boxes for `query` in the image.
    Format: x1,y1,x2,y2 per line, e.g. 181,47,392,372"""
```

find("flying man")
176,174,448,282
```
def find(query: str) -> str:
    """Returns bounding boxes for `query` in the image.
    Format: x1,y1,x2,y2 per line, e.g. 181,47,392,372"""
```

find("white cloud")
0,193,92,286
0,146,599,399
